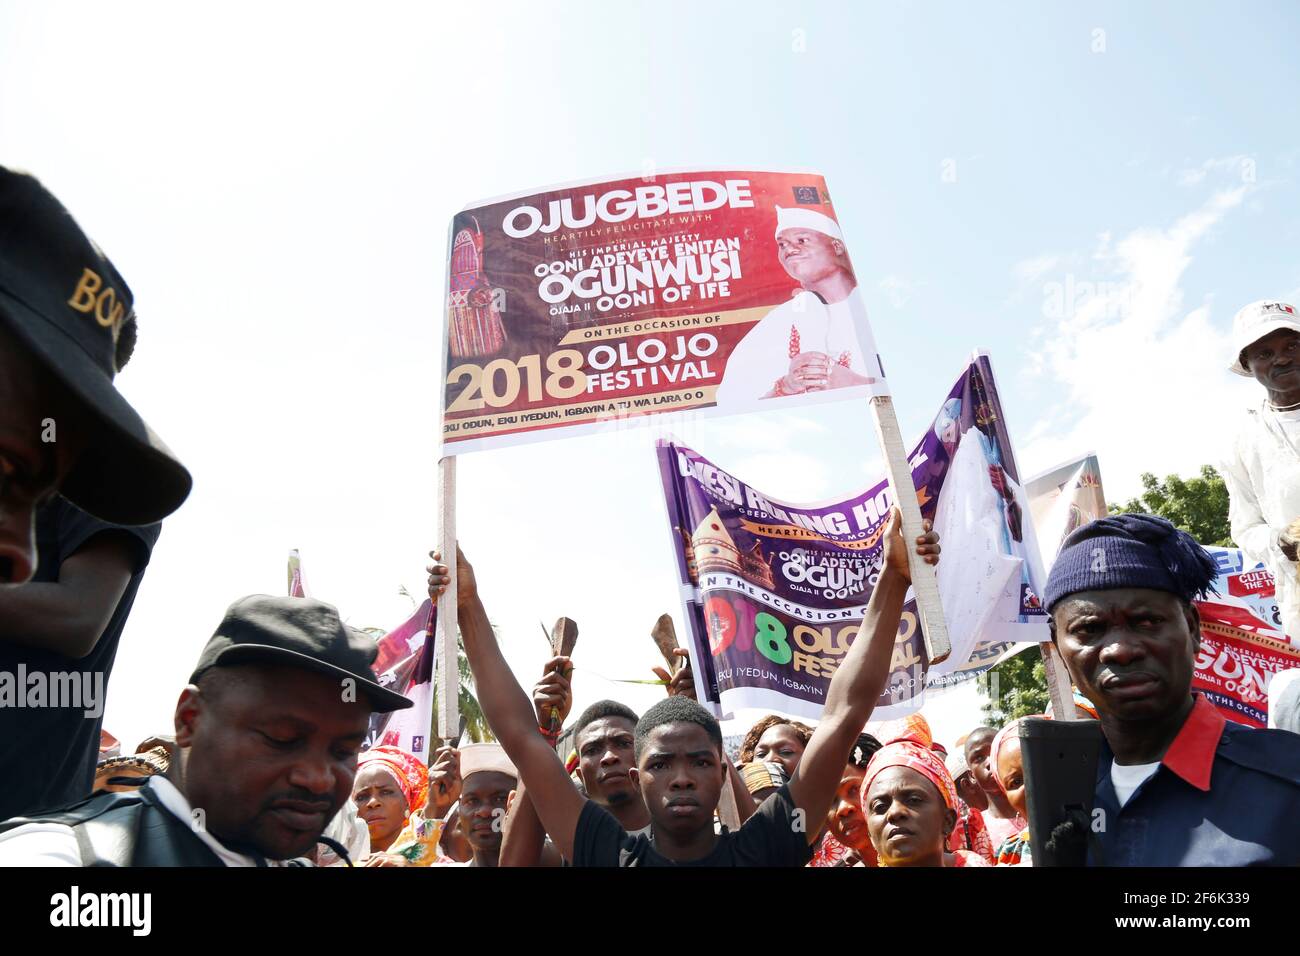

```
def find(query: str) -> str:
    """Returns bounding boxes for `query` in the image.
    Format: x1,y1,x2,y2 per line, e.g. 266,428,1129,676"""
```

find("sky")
2,0,1298,750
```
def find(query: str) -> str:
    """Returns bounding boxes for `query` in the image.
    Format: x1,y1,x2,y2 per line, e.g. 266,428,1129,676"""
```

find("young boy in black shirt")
428,508,938,866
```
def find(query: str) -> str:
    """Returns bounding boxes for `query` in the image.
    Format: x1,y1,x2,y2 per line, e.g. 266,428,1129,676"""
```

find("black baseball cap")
0,166,191,525
190,594,414,713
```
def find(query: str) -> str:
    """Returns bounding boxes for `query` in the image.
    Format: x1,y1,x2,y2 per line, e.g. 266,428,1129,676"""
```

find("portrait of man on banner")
715,205,883,405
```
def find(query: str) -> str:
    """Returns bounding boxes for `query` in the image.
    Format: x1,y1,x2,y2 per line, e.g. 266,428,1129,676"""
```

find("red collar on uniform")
1160,695,1226,791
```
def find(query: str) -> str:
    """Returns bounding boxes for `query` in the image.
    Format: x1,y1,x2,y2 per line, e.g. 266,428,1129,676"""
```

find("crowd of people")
1,166,1298,868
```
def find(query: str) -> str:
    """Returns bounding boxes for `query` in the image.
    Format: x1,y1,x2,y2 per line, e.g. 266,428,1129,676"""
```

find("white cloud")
1019,186,1258,500
1177,154,1255,187
1011,254,1061,284
877,274,914,309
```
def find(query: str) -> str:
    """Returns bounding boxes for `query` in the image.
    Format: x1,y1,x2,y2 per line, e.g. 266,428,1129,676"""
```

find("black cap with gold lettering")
0,167,191,525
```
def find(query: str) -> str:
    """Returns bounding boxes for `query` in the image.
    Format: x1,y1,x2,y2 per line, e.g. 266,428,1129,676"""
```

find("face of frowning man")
864,766,955,867
776,228,849,287
352,763,409,852
994,737,1028,819
1244,328,1300,395
829,765,870,852
752,724,805,777
457,771,515,857
1051,587,1198,724
175,664,371,861
576,716,639,808
631,722,725,840
0,323,87,585
964,729,998,796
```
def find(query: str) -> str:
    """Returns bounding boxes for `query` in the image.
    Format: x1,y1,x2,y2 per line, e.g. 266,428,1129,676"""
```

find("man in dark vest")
0,595,411,866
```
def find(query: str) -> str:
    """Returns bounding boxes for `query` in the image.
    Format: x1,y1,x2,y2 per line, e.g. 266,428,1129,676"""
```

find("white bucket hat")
1229,299,1300,376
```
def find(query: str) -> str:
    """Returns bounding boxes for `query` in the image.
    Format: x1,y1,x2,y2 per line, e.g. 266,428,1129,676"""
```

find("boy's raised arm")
428,547,585,861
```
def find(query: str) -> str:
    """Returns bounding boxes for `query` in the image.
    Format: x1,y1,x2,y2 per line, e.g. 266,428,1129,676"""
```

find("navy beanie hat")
1044,513,1218,611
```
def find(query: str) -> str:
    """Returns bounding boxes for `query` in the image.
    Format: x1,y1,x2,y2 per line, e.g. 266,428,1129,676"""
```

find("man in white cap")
714,206,883,406
1221,299,1300,639
441,742,517,867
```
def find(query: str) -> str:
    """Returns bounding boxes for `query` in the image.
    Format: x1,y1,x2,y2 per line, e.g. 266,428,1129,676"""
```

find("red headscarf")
872,712,933,750
357,746,429,814
861,740,957,811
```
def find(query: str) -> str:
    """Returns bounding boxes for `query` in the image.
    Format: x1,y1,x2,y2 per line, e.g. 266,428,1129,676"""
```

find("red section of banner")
1192,619,1300,728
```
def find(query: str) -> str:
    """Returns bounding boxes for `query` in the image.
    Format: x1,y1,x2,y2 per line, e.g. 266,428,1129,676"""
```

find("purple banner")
656,353,1047,720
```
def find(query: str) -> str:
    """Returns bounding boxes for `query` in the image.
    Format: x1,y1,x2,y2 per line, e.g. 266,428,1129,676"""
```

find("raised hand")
427,545,477,604
881,507,940,583
427,746,461,818
533,655,574,729
652,648,696,700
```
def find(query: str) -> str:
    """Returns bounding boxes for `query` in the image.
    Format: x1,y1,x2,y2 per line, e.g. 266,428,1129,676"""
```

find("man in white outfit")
715,206,883,405
1221,299,1300,641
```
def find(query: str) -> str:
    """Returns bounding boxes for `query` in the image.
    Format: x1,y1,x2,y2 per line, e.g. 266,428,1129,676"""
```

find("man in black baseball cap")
0,595,412,866
0,166,191,584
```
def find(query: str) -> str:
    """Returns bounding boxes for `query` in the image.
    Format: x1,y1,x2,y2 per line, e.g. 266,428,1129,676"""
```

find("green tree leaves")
1110,465,1233,546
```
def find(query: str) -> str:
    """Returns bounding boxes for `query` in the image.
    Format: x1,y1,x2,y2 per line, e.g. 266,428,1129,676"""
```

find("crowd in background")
1,167,1298,868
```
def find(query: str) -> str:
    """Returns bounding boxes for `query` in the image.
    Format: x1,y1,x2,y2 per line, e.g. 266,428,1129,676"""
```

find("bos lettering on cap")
67,267,130,350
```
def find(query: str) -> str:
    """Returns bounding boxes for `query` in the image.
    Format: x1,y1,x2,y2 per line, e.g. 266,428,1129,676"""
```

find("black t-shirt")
572,784,814,867
0,496,160,820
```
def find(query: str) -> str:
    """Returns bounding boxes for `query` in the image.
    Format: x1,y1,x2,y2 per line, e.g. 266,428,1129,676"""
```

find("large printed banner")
1193,547,1300,728
971,452,1112,674
441,170,889,454
1025,453,1106,565
657,355,1047,721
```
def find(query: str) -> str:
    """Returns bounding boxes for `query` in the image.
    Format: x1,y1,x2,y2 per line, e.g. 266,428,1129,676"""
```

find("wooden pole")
868,395,951,664
433,456,460,744
1041,642,1075,720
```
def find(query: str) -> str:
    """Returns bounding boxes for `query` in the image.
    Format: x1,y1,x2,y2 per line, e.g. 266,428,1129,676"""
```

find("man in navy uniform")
1045,513,1300,865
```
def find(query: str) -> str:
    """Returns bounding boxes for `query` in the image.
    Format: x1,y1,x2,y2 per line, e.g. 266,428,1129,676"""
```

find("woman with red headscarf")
860,722,990,867
352,745,444,867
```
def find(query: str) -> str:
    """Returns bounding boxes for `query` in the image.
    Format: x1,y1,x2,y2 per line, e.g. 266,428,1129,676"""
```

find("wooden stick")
650,614,680,673
868,395,951,664
717,771,741,831
548,617,579,735
433,456,459,743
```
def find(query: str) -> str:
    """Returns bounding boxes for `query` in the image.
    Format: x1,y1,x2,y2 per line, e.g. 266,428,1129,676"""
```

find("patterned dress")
948,801,996,864
808,830,856,867
994,828,1033,867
